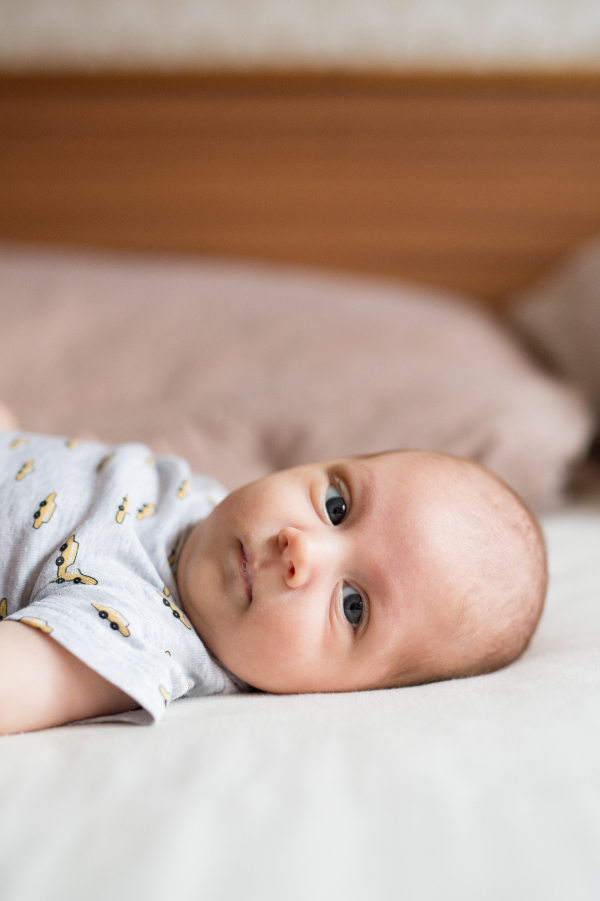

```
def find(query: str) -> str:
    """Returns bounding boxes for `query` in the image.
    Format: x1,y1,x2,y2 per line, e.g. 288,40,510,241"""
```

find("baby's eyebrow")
339,459,374,522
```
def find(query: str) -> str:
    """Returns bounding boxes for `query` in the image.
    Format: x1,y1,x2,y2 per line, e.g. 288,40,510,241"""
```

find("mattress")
1,484,599,901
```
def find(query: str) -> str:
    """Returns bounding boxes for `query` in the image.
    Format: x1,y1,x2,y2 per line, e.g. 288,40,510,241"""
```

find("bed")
1,70,600,901
1,483,599,900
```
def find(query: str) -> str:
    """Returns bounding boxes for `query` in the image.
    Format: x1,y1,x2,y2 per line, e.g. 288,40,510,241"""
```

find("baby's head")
177,451,547,693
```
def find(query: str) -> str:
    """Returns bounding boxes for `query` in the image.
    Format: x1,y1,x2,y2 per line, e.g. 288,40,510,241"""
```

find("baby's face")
177,451,472,693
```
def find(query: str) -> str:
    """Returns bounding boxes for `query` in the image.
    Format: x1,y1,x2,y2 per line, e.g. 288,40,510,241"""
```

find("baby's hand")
0,402,18,432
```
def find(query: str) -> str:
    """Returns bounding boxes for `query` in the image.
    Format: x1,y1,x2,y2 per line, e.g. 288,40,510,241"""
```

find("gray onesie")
0,431,248,723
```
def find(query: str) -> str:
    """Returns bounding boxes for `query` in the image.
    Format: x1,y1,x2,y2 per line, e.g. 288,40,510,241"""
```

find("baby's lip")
238,542,254,603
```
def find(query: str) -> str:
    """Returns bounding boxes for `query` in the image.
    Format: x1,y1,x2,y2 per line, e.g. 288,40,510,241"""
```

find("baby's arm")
0,622,136,735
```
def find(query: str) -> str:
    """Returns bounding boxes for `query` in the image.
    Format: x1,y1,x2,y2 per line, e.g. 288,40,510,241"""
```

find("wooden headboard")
1,71,600,306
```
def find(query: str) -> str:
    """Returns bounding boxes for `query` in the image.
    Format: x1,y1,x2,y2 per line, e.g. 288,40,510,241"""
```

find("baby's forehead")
350,449,467,502
345,454,461,590
347,451,499,594
354,449,501,505
352,448,448,477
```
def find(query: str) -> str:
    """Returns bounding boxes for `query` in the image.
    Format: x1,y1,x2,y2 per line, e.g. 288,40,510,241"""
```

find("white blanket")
1,488,599,901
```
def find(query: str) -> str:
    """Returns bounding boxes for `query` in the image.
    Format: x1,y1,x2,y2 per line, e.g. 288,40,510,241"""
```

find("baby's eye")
325,484,347,525
342,583,364,627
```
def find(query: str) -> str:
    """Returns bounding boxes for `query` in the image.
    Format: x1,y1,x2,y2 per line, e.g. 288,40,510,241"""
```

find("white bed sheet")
1,488,600,901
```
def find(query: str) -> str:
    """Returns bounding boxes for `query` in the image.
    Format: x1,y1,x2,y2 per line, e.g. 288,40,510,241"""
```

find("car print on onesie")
158,585,191,629
16,459,34,481
168,539,179,568
18,616,53,634
96,453,115,473
33,492,57,529
92,603,130,637
51,535,98,586
177,479,190,500
136,503,156,521
159,685,171,706
116,495,129,524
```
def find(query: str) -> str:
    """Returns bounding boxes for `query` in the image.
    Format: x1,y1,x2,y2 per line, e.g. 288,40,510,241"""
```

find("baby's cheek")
234,608,317,689
248,604,304,658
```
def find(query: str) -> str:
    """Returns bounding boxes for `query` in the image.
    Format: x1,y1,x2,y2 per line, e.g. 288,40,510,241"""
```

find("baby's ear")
0,402,18,431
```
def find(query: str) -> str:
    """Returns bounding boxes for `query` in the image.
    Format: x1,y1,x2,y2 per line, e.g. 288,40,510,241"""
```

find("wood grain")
1,71,600,305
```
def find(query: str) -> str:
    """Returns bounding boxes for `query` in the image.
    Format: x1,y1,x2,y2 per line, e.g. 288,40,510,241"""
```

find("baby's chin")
234,657,405,695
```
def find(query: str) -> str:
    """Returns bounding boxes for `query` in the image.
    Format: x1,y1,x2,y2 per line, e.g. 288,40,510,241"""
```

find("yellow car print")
177,479,190,500
19,616,53,634
92,603,130,637
33,492,57,529
65,439,80,450
159,685,171,706
97,453,115,473
116,494,129,524
16,459,34,481
9,436,28,449
0,598,6,620
167,537,180,569
136,503,156,521
51,535,98,586
158,585,191,629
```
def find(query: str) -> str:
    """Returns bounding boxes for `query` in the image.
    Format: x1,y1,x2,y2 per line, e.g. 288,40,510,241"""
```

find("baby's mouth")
238,542,254,603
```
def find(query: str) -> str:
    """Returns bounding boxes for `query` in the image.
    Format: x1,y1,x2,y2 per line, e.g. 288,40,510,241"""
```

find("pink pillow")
510,235,600,426
0,245,592,510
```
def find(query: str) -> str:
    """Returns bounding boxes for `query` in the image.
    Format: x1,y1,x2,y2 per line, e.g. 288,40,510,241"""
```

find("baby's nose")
277,527,315,588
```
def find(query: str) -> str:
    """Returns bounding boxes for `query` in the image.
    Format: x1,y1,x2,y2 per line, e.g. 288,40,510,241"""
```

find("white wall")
1,0,600,71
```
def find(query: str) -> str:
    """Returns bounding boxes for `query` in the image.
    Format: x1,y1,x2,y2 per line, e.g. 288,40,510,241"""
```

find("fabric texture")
0,430,243,722
0,245,592,512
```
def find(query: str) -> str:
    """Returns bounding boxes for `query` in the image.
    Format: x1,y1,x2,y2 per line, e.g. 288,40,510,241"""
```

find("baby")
0,430,547,735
